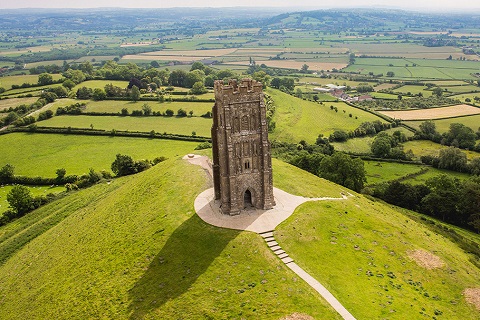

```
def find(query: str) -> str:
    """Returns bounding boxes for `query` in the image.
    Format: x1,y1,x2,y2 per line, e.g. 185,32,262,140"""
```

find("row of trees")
328,120,393,142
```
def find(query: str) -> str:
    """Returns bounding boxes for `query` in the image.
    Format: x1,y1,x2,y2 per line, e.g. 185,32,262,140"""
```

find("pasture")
0,74,63,90
379,104,480,120
267,88,387,144
403,140,479,160
0,185,65,215
72,80,129,91
37,115,212,137
364,160,426,185
0,133,199,177
0,97,38,111
404,114,480,133
80,100,214,116
402,167,471,185
393,85,433,97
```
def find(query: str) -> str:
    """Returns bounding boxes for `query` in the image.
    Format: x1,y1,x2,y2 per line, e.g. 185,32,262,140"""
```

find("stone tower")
211,79,275,216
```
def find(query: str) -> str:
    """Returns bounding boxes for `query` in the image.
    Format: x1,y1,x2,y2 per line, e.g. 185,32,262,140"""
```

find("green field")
364,160,425,185
0,74,63,90
37,114,213,137
72,80,129,91
404,115,480,133
393,85,433,97
0,133,199,177
267,88,387,144
332,127,414,154
276,196,480,319
0,185,65,215
0,97,39,110
80,99,214,116
403,140,480,160
402,167,471,185
0,158,340,319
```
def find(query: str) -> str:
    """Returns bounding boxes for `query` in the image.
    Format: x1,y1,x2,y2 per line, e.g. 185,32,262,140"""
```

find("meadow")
77,99,213,116
403,140,479,160
0,185,65,215
72,80,129,91
37,114,213,137
363,160,426,185
0,97,38,110
267,88,387,144
0,133,199,177
404,114,480,133
0,74,63,90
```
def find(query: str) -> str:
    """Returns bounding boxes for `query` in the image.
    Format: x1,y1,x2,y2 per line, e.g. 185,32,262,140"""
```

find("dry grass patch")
464,288,480,311
378,104,480,120
407,249,445,269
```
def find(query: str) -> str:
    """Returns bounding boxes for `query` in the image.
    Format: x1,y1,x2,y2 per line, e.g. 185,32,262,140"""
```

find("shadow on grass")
128,214,240,319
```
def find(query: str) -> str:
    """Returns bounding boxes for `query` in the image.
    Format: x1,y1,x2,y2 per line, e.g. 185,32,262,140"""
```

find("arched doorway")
244,189,253,208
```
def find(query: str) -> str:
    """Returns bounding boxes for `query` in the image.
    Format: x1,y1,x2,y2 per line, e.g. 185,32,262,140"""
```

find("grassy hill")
0,157,340,319
0,156,478,319
267,88,388,144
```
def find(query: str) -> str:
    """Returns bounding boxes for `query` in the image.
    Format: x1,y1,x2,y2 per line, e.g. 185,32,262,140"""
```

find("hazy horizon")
0,0,479,12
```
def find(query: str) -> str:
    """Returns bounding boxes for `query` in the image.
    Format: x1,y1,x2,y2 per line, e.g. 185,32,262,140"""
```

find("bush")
195,141,212,150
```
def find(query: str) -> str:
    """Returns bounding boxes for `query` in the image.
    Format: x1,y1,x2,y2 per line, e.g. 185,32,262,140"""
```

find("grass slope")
0,133,199,177
276,195,480,319
267,88,387,144
0,159,340,319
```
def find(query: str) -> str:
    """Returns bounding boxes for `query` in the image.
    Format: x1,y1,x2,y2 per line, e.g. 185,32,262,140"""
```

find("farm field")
37,115,213,137
364,160,426,185
298,77,365,88
332,127,414,154
404,114,480,133
392,85,433,97
72,80,129,91
276,193,480,319
0,133,199,177
0,97,38,111
379,104,480,120
0,74,63,90
225,60,348,71
448,92,480,103
0,185,65,215
442,85,480,94
267,88,388,143
79,100,214,116
403,140,479,160
369,92,400,99
0,159,341,319
402,167,471,185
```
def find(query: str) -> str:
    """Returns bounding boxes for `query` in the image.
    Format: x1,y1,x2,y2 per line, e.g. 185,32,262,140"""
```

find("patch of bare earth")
464,288,480,311
407,249,445,269
280,313,314,320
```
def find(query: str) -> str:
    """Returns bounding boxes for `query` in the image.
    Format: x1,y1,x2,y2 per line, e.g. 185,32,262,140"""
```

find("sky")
0,0,478,11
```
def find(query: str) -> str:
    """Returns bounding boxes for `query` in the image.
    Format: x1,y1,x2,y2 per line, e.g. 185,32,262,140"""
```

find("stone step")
270,245,281,251
267,241,278,247
259,230,274,236
264,236,275,242
273,249,285,255
260,231,274,238
278,252,289,259
282,257,294,264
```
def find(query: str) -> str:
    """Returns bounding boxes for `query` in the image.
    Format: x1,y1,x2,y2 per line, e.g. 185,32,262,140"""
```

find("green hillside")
0,158,340,319
267,88,388,144
0,157,478,319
